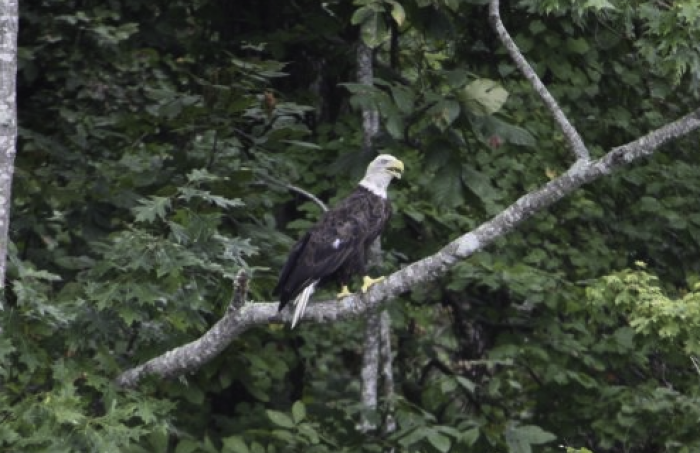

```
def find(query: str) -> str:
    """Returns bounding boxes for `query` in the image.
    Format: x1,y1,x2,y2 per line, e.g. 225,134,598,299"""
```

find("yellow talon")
361,275,385,293
337,285,352,299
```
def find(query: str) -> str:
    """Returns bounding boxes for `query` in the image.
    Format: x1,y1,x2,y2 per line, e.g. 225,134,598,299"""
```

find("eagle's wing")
274,204,362,310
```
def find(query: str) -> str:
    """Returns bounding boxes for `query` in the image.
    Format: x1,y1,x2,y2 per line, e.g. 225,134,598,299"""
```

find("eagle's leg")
337,285,352,299
361,275,385,293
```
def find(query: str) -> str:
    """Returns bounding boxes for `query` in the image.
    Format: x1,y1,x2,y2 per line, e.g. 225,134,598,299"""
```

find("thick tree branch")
116,269,250,388
115,107,700,389
488,0,590,162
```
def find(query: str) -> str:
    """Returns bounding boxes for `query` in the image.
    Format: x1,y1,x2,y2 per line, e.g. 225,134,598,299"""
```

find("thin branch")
691,356,700,376
115,107,700,389
283,183,329,212
488,0,590,162
261,174,329,212
228,269,249,312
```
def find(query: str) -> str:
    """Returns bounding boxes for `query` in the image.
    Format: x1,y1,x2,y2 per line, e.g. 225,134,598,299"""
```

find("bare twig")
488,0,590,162
262,174,329,212
283,183,329,212
228,269,249,313
691,356,700,376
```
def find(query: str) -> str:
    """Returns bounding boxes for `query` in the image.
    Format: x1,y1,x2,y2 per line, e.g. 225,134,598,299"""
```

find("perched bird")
273,154,404,328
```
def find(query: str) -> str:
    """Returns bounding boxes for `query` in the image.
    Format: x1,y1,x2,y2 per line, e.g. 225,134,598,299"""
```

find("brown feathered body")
273,186,391,311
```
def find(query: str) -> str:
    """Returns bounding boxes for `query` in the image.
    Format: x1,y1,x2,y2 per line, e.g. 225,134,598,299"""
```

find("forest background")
3,0,700,452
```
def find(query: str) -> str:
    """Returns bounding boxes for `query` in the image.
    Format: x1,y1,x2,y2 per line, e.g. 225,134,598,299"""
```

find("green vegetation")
4,0,700,451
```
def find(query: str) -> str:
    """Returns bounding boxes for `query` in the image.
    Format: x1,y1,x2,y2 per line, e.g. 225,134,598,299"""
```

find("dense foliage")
3,0,700,452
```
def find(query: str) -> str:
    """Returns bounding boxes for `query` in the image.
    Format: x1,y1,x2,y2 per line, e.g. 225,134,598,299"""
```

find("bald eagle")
274,154,404,328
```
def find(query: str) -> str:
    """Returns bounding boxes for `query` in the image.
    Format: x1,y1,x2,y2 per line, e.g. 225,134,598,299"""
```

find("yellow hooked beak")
387,159,404,179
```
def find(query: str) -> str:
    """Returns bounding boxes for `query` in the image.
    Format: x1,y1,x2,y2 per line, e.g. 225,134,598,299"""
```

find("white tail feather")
291,281,318,328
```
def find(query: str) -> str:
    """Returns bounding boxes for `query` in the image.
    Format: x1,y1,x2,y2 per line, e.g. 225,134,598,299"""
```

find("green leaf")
427,431,451,453
0,338,16,378
17,267,62,282
517,425,557,444
432,163,464,208
351,5,374,25
398,427,429,448
506,424,556,453
222,436,250,453
355,6,390,48
250,442,266,453
54,255,96,270
175,439,199,453
459,78,509,116
462,165,501,210
177,188,244,209
566,37,590,55
133,196,171,223
388,0,406,26
291,400,306,424
583,0,615,11
614,326,635,350
53,406,86,425
341,82,383,95
0,425,19,445
187,168,222,183
386,112,405,139
429,100,461,131
440,377,457,393
298,423,320,444
182,385,205,405
529,20,546,35
455,376,476,393
267,410,295,428
391,85,415,113
460,427,480,446
470,114,536,148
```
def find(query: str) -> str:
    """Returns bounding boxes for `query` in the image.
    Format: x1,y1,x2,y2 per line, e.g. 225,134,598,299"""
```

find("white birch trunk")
0,0,19,294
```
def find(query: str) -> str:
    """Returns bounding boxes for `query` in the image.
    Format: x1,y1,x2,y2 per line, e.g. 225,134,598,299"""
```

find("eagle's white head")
359,154,404,198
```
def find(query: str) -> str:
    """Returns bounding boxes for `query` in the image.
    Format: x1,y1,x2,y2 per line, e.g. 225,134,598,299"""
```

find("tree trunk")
0,0,19,294
356,41,395,433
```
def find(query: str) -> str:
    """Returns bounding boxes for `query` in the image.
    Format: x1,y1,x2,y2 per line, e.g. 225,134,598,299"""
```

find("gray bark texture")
488,0,589,161
379,310,396,434
0,0,18,292
115,2,700,388
356,41,394,433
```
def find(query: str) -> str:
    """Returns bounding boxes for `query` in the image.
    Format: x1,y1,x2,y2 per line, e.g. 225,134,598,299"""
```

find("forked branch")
488,0,590,162
116,108,700,388
115,3,700,388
